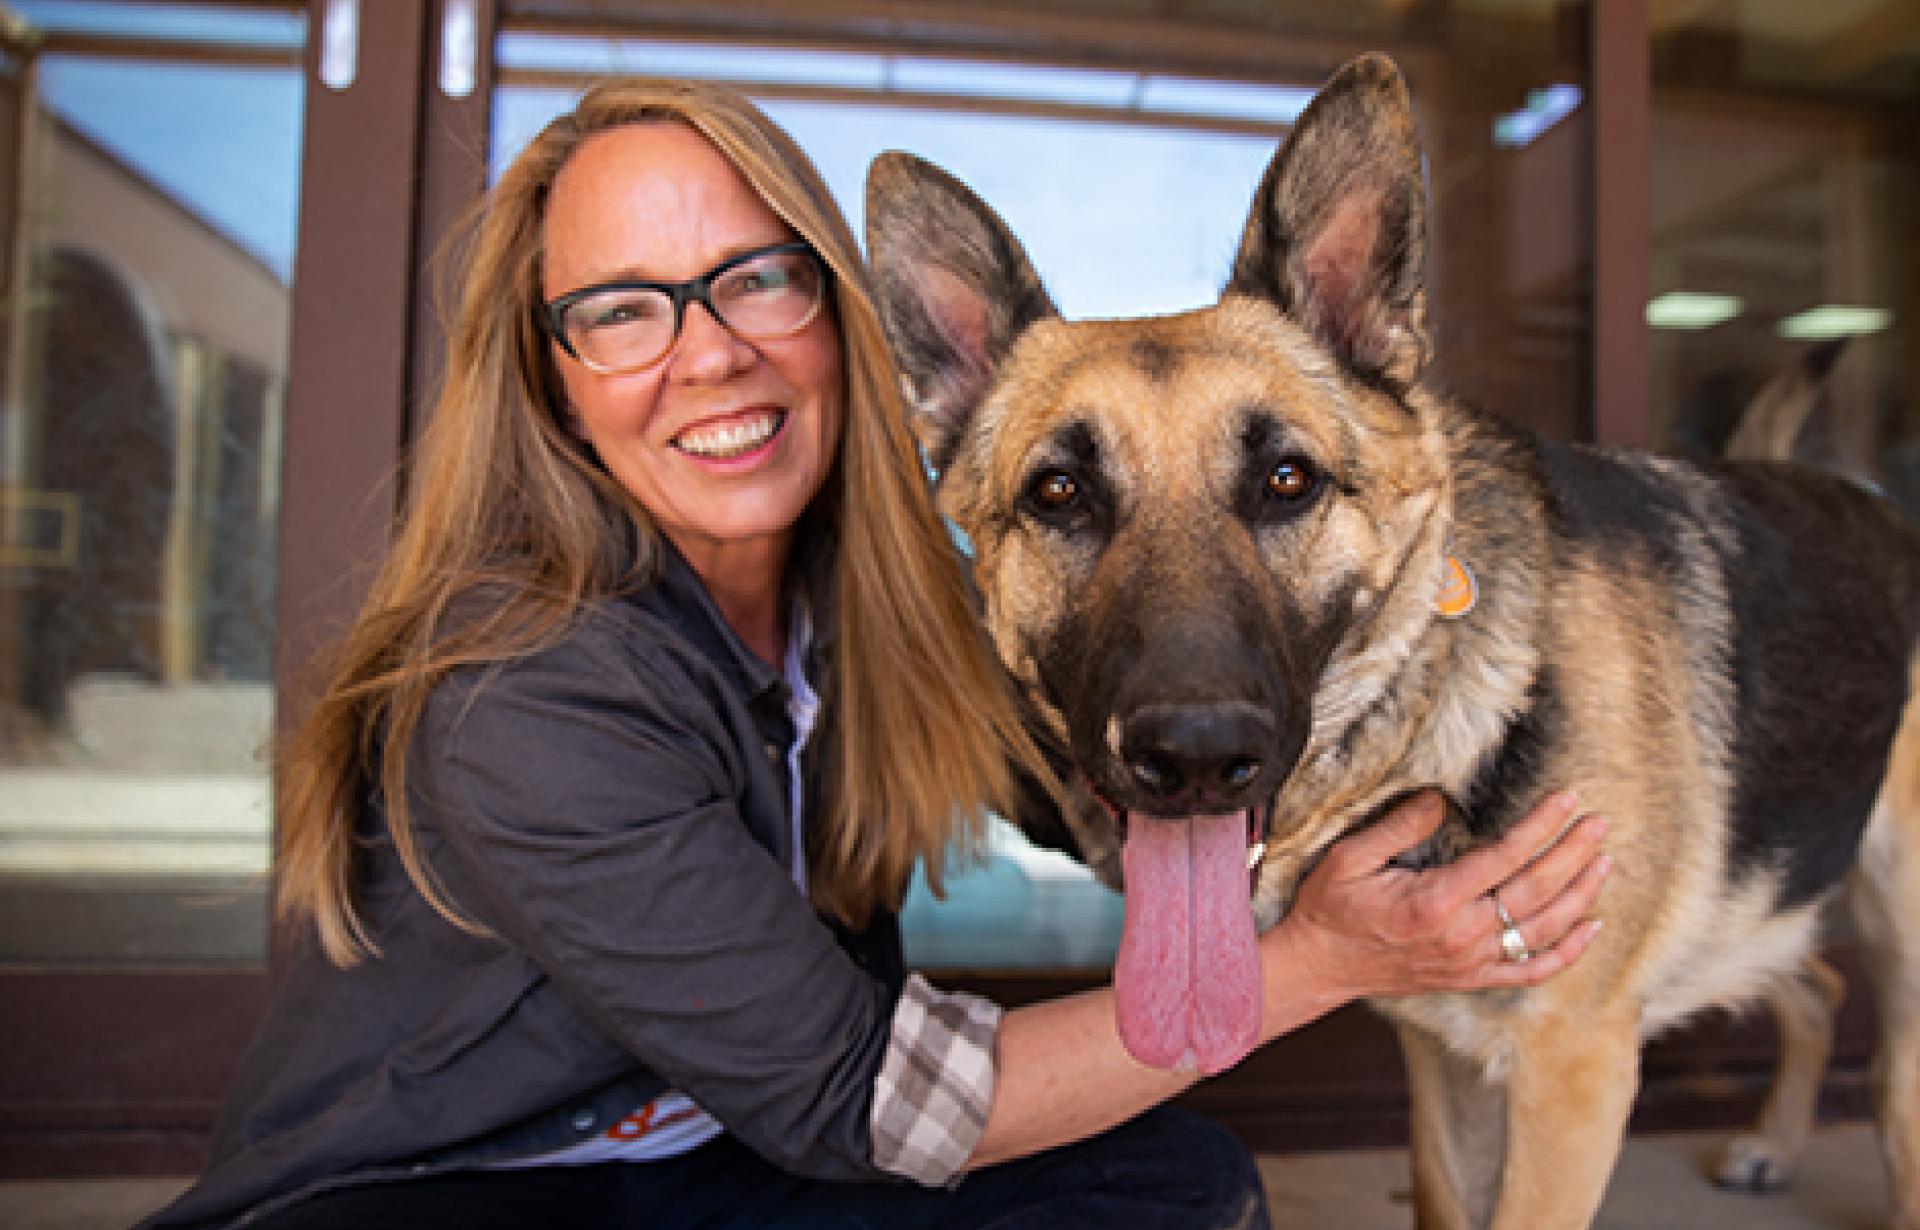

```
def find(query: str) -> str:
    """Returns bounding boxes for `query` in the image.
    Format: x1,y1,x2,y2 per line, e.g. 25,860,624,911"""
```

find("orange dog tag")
1435,554,1477,619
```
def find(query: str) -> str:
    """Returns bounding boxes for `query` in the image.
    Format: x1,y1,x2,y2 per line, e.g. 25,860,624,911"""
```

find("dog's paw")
1712,1135,1796,1193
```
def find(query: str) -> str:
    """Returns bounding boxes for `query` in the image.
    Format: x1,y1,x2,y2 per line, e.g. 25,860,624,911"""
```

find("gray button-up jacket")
142,548,908,1228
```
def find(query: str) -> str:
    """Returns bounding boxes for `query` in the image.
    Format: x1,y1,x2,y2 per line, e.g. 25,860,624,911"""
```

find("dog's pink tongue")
1115,812,1261,1075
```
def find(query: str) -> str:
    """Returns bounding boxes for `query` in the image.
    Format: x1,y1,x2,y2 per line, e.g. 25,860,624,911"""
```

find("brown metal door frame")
277,0,495,685
1591,0,1652,447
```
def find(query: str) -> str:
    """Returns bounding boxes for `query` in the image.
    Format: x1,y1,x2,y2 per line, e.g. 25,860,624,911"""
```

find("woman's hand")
1274,789,1610,1011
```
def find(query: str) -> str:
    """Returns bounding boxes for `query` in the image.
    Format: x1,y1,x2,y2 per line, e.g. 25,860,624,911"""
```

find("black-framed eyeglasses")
542,241,827,374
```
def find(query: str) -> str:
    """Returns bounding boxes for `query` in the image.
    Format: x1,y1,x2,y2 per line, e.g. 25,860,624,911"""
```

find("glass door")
0,1,307,1179
0,0,498,1183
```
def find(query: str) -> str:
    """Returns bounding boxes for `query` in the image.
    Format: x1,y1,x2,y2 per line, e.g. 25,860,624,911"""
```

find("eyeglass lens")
563,248,822,373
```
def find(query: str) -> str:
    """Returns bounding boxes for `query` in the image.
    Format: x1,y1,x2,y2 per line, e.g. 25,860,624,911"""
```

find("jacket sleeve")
414,614,899,1182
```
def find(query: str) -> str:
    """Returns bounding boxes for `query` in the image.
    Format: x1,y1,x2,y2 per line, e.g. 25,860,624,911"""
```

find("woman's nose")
668,299,756,382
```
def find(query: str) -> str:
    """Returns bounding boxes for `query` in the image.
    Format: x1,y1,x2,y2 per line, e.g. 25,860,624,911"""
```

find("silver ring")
1491,891,1531,964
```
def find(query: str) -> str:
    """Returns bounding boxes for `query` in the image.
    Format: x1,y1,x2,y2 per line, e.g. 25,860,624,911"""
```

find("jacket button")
765,741,783,763
571,1108,597,1132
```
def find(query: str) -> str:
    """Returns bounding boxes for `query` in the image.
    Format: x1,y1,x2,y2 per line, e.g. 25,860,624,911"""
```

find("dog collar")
1435,553,1477,619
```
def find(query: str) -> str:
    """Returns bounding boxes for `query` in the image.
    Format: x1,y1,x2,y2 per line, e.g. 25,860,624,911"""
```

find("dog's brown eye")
1033,471,1079,509
1267,457,1318,501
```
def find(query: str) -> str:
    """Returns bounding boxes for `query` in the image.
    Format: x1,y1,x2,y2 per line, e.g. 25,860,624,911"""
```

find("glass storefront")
0,3,305,963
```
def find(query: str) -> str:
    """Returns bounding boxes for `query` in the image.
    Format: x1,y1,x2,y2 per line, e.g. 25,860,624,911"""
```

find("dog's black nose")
1119,702,1273,813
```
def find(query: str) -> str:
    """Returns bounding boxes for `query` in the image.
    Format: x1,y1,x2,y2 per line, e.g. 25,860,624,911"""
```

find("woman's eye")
584,295,666,329
1266,456,1320,502
737,269,785,295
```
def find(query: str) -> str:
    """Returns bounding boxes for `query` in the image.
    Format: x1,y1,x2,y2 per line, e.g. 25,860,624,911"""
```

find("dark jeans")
249,1105,1269,1230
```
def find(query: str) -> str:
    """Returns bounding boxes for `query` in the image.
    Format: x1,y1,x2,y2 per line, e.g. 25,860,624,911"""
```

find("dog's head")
867,54,1454,1072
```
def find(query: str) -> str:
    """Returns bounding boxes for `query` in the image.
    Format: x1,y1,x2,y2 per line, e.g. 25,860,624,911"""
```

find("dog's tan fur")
869,53,1920,1229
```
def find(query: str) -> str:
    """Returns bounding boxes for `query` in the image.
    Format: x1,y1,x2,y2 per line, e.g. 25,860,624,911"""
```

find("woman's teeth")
676,411,784,460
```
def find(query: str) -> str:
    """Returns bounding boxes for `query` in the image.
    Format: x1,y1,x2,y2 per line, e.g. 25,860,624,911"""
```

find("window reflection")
1650,4,1917,513
0,5,303,964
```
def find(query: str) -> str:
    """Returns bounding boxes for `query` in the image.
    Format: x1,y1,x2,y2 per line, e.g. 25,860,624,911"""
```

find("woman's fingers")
1453,789,1584,886
1438,790,1595,913
1400,788,1610,989
1478,840,1612,986
1487,813,1610,923
1478,917,1605,987
1289,786,1612,1000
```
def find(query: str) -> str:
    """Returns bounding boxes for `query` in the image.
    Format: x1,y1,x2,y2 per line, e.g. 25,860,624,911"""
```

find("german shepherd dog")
867,54,1920,1230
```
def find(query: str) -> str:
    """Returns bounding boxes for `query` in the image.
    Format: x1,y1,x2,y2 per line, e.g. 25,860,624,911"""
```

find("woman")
143,78,1607,1229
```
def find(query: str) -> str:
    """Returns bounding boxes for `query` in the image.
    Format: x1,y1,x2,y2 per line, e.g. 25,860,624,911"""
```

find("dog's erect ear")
1228,53,1431,385
865,151,1058,468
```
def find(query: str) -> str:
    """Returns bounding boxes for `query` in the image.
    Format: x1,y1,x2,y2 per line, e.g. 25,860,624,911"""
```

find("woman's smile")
673,407,787,462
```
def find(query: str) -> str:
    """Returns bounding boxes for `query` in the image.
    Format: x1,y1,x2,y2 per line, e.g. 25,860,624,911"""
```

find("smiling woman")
538,122,846,632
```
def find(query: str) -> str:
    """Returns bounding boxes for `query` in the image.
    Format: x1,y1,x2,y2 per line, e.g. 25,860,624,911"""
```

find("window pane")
0,3,304,965
1650,3,1918,507
492,0,1590,968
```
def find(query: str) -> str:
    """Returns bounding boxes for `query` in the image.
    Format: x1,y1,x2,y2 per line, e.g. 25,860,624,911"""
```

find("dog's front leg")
1488,1007,1642,1230
1399,1023,1505,1230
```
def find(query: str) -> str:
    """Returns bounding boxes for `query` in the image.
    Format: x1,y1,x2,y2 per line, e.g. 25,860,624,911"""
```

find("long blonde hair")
276,77,1052,965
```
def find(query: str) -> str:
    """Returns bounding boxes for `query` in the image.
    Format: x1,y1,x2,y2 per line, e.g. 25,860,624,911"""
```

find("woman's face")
541,121,844,587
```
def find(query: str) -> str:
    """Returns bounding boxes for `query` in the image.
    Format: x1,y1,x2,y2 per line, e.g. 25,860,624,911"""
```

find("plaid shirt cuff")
870,972,1001,1186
